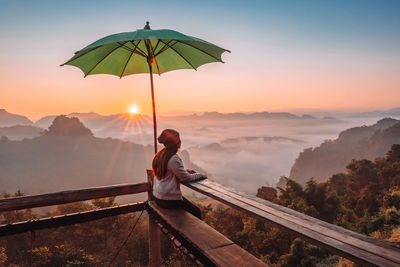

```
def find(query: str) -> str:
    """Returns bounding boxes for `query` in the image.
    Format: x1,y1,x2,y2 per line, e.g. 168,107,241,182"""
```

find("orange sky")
1,1,400,120
1,56,399,120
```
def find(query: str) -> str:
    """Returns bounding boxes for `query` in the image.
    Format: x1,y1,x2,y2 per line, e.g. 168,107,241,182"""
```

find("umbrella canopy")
61,22,230,153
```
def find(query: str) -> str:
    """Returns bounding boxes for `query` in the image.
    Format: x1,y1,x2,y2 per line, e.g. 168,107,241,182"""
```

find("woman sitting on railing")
152,129,206,219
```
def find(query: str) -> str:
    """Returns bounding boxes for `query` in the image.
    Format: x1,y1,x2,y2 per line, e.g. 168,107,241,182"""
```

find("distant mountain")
0,109,32,126
380,107,400,117
0,125,43,140
221,136,303,145
344,107,400,118
162,111,322,121
35,112,152,135
289,118,400,184
34,115,58,128
0,115,195,194
35,112,107,129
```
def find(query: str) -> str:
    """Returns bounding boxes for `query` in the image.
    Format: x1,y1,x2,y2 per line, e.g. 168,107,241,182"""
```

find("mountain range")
35,112,152,130
343,107,400,118
0,109,337,130
0,115,200,194
161,111,321,121
2,107,400,129
0,108,343,141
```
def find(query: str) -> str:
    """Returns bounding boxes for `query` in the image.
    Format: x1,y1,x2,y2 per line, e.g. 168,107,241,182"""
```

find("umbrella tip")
144,21,151,30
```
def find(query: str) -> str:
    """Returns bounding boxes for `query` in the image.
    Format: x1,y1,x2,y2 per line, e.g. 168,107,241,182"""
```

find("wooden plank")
195,181,400,266
149,202,233,250
148,202,267,267
184,180,400,267
186,183,386,266
207,244,267,267
201,180,400,258
147,169,161,267
0,202,146,236
0,182,150,212
208,181,398,251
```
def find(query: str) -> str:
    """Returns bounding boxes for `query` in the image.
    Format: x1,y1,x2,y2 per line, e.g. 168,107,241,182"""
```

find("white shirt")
153,154,204,200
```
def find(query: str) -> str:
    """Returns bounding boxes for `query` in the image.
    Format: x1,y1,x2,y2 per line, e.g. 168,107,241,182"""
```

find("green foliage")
366,207,400,233
201,204,294,264
265,144,400,264
277,239,331,267
383,189,400,209
279,144,400,234
202,204,244,240
277,178,341,223
31,245,99,266
387,144,400,161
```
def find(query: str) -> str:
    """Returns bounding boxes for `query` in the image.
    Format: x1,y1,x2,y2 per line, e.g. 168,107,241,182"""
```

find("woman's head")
152,129,181,179
157,129,181,152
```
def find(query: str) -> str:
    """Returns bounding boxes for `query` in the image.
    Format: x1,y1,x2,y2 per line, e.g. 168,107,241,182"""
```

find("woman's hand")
187,169,196,174
192,175,207,182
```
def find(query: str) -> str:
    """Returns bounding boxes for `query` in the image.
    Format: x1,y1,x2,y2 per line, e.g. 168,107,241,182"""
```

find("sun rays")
104,112,153,181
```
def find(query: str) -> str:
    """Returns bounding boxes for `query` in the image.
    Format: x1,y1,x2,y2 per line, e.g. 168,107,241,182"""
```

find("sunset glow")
0,1,399,119
129,105,139,115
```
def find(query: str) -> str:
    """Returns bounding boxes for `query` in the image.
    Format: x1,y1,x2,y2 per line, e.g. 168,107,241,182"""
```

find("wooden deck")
148,201,267,267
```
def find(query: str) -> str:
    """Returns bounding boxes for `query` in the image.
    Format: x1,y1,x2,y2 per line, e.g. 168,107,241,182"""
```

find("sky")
1,0,399,120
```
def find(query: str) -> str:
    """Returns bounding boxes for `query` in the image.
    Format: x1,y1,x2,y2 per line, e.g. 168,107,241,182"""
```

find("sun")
129,105,139,115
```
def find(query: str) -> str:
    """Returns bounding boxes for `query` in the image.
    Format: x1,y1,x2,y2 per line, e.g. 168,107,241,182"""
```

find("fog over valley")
1,108,400,195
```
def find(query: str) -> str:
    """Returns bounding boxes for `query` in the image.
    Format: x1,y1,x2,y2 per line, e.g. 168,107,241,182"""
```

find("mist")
87,113,399,194
2,108,398,195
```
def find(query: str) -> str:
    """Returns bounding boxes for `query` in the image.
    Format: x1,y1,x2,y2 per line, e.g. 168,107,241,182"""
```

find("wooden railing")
184,179,400,267
1,171,400,267
0,182,149,212
0,202,146,237
0,182,149,237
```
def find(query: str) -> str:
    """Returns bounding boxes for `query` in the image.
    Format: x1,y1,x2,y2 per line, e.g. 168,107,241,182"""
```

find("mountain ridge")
288,118,400,185
0,109,33,126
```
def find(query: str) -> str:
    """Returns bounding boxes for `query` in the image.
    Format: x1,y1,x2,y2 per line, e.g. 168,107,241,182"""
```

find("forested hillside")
289,118,400,184
0,115,152,194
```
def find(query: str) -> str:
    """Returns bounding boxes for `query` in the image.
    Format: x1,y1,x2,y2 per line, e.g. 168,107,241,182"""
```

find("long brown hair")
152,129,180,179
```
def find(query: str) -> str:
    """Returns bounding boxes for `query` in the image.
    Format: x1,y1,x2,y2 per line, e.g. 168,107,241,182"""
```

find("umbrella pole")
149,63,157,155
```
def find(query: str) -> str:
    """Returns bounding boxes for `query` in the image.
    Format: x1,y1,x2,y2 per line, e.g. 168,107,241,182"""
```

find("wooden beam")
148,201,267,267
0,202,146,237
183,180,400,267
0,182,150,212
147,169,161,267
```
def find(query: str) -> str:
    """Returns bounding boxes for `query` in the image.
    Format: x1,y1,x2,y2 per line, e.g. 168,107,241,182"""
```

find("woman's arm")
169,155,206,182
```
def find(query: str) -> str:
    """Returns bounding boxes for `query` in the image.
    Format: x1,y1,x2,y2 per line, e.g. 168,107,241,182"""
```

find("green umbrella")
61,22,230,154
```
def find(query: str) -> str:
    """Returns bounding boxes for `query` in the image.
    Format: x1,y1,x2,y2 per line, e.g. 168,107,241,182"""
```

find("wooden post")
147,169,161,267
